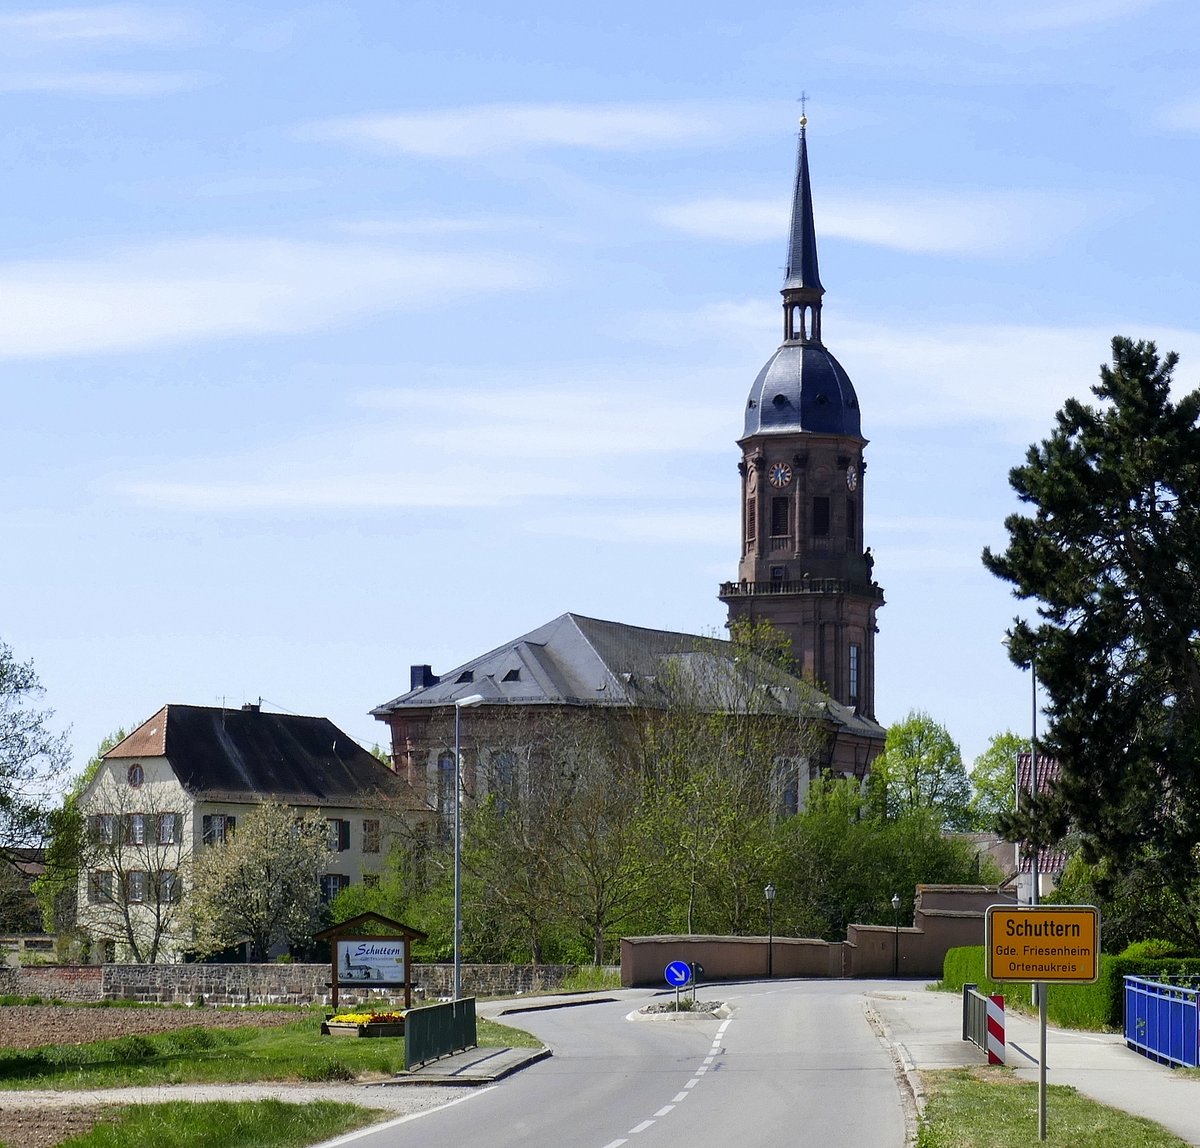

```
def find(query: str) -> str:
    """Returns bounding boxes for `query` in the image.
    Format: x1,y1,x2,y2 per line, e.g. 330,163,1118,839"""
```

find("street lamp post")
453,694,485,1001
765,883,776,978
891,893,901,977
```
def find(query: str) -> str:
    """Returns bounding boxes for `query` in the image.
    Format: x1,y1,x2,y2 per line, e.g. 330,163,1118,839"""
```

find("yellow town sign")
985,905,1100,983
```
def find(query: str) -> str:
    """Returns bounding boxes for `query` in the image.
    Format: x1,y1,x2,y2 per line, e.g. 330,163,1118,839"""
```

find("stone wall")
0,961,582,1006
0,963,103,1002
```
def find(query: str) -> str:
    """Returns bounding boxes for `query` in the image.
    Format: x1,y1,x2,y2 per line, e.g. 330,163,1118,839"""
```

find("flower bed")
320,1010,406,1038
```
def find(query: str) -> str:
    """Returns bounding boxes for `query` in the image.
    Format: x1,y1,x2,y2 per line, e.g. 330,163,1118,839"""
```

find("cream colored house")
76,703,403,962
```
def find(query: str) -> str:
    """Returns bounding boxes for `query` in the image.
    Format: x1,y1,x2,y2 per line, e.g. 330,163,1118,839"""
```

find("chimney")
410,665,439,690
241,702,261,713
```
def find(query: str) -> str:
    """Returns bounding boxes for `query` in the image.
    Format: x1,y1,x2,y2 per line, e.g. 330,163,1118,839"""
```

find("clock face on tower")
846,463,859,492
768,462,793,488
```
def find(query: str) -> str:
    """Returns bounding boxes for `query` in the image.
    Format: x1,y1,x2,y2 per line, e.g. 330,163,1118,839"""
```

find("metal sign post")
985,904,1101,1143
665,960,692,1009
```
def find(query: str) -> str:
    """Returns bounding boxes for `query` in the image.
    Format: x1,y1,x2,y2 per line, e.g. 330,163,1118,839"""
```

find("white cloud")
912,0,1162,33
0,236,537,359
0,5,193,45
305,101,763,158
657,188,1104,256
112,380,731,514
1155,97,1200,133
0,70,206,96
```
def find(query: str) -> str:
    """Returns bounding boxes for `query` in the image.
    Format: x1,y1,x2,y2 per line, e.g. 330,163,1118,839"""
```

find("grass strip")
0,1014,540,1090
0,1099,382,1148
919,1067,1189,1148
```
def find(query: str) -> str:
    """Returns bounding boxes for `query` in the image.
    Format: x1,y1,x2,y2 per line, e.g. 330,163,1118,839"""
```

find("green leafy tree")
187,802,332,961
635,621,824,936
969,731,1029,831
778,776,1000,940
32,729,127,938
871,710,973,831
983,337,1200,928
0,640,69,857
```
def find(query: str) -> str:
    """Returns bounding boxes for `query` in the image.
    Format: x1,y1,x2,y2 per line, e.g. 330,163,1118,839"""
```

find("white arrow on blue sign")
665,960,692,987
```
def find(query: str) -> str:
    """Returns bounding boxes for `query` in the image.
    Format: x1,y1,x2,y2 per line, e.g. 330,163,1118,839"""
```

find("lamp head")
455,694,485,709
891,893,900,911
765,883,776,901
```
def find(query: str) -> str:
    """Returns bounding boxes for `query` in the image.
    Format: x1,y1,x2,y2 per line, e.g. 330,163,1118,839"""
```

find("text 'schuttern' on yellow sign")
985,905,1100,983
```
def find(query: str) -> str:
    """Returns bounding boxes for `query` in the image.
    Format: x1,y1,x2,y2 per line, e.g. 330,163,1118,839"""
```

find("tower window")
745,497,756,543
812,496,830,537
770,497,789,536
849,644,860,704
846,498,857,542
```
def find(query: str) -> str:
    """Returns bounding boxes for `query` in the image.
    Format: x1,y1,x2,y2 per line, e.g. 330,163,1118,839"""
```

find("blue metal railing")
1124,976,1200,1067
405,997,478,1068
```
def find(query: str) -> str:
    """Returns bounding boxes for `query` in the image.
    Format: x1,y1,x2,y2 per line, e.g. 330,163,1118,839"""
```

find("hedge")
940,947,1200,1029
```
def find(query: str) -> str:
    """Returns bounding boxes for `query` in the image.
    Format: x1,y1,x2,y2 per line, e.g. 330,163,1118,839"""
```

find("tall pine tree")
983,337,1200,935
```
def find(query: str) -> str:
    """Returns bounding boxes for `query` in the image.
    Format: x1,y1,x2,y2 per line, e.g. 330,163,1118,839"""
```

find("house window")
127,813,145,846
88,871,115,903
202,814,236,845
327,818,350,852
319,873,350,904
157,813,178,845
849,644,861,704
770,497,789,537
437,752,456,812
362,819,380,854
775,760,800,818
492,750,516,813
158,871,181,903
95,814,116,845
127,764,143,787
812,496,831,537
125,871,147,903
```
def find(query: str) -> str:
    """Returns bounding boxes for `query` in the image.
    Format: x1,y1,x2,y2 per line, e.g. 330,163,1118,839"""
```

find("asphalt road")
347,981,908,1148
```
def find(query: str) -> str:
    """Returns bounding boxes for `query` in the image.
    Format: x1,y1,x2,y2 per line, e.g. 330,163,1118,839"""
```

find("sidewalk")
868,985,1200,1146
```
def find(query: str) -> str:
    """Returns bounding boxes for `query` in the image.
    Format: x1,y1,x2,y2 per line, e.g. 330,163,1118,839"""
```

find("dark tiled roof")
743,343,862,438
1015,751,1069,875
107,704,402,805
372,613,884,741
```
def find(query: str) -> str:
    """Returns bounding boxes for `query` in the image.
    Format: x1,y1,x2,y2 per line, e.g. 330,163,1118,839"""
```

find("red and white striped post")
986,994,1006,1065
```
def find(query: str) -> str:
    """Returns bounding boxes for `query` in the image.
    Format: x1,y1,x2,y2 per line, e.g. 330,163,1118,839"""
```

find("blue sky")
4,0,1199,775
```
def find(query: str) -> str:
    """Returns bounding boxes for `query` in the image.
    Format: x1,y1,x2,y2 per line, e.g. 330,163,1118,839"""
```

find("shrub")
940,946,1200,1029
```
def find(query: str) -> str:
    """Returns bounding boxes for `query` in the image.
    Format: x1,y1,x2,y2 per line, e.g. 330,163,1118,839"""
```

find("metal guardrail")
962,983,1005,1064
405,996,478,1068
1125,976,1200,1067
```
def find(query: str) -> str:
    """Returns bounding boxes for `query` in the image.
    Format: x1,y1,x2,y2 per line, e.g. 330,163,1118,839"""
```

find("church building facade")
373,122,886,810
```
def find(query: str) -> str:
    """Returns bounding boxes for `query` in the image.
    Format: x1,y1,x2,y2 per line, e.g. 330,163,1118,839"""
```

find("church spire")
782,118,824,344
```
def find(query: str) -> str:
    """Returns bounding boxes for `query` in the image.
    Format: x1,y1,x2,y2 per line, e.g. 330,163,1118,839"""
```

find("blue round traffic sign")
665,960,692,987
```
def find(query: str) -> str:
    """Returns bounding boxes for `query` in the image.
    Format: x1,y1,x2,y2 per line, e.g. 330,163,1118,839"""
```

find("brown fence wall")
621,884,1016,986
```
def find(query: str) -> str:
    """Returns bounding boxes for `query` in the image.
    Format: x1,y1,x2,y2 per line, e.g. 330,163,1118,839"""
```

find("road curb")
863,999,923,1148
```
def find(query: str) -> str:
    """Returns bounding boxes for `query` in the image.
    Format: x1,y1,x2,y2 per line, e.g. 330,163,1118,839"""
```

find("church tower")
719,121,884,717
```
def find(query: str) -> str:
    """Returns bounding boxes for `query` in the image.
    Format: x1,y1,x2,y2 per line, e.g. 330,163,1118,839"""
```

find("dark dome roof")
743,342,862,438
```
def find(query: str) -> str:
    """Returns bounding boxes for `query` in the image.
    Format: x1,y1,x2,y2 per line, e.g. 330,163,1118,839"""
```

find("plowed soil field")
0,1004,301,1051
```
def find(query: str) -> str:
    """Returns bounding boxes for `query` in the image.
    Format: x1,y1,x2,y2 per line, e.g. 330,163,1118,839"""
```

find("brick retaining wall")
0,962,584,1006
